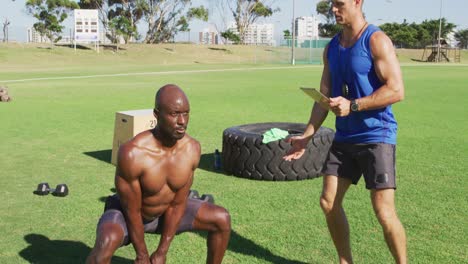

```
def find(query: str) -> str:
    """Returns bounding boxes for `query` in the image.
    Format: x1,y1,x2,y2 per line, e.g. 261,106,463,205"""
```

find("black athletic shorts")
97,194,205,246
322,142,397,189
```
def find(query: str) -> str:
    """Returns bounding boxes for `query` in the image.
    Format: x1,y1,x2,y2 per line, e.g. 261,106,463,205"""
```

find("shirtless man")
87,84,231,264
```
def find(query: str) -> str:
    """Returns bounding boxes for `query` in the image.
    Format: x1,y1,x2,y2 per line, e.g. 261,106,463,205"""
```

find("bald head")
153,84,191,140
155,84,189,112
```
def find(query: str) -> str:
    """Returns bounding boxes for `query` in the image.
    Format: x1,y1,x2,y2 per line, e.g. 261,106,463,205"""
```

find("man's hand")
329,96,351,117
150,250,167,264
283,135,310,161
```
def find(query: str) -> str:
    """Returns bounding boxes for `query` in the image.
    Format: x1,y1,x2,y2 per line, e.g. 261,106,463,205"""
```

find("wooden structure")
422,38,461,63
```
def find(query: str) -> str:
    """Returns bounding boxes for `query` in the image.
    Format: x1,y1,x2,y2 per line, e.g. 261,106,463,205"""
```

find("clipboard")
300,87,330,110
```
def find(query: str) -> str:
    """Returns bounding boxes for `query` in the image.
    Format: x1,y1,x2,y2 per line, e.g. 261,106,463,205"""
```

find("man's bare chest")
140,154,193,193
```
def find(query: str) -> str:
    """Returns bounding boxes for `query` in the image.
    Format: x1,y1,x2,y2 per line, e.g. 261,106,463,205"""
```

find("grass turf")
0,44,467,263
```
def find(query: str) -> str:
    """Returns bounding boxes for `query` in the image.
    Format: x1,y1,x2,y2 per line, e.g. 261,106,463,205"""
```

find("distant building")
245,23,275,46
27,27,49,43
446,32,457,48
199,28,219,45
227,22,275,46
27,26,115,44
27,27,73,44
295,16,319,45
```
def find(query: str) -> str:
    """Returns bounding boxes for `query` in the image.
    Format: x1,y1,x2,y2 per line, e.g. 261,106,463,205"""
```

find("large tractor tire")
222,122,334,181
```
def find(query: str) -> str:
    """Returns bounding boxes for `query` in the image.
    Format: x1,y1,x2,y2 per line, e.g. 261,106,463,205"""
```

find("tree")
409,22,432,48
205,0,229,44
232,0,278,44
2,18,10,42
315,0,340,37
221,29,240,44
380,18,457,48
78,0,113,41
318,23,341,38
454,29,468,49
212,0,278,45
141,1,208,44
107,0,145,43
79,0,208,44
108,15,137,43
380,21,418,48
26,0,79,43
79,0,144,44
420,18,456,44
316,0,333,23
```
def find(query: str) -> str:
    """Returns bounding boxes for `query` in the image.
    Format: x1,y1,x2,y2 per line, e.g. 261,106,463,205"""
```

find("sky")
1,0,468,43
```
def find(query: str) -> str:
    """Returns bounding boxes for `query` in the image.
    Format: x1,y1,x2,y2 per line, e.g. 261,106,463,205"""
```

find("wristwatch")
350,100,359,112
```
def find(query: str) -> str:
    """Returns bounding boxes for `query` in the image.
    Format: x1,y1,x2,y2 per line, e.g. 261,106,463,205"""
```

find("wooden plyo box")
111,109,157,165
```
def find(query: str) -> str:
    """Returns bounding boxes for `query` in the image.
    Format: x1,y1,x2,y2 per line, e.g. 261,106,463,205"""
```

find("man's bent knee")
87,236,121,264
375,208,399,228
371,189,399,228
215,207,231,232
88,223,124,264
86,251,113,264
320,194,336,215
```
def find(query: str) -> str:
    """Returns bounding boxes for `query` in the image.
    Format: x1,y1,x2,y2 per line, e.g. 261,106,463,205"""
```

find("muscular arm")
283,47,330,161
115,144,149,261
303,45,332,138
355,31,405,111
153,141,201,257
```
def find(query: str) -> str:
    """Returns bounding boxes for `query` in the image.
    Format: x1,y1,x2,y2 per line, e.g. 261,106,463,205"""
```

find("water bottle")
214,149,222,171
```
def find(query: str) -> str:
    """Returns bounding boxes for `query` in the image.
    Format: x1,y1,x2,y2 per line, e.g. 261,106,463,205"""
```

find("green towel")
262,128,289,144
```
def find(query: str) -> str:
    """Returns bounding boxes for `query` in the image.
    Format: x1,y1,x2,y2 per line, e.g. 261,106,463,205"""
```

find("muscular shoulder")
369,31,395,59
185,134,200,152
181,134,201,168
117,131,154,178
119,130,153,155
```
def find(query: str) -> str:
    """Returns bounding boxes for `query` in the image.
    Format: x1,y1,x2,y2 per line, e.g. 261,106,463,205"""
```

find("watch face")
351,102,358,111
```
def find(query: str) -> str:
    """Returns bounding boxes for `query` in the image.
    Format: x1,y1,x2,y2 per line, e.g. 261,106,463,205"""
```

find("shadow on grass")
19,233,132,264
195,229,308,264
411,58,427,62
53,44,92,50
99,188,117,203
208,47,232,54
19,231,307,264
101,44,126,51
83,149,112,164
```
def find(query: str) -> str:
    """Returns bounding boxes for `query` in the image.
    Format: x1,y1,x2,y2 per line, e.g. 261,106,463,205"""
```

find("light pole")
291,0,296,65
437,0,443,62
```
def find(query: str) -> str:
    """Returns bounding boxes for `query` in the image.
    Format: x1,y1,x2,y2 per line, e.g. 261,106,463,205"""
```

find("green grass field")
0,44,467,263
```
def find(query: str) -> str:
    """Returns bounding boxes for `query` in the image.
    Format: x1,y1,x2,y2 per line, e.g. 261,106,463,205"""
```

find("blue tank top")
327,24,397,144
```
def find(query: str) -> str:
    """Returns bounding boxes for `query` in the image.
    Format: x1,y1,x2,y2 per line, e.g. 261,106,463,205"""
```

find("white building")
295,16,319,44
227,22,275,46
27,27,50,43
245,23,275,46
27,27,73,44
446,32,457,48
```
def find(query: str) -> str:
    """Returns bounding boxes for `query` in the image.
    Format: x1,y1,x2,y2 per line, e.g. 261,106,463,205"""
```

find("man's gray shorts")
97,194,205,246
322,142,397,189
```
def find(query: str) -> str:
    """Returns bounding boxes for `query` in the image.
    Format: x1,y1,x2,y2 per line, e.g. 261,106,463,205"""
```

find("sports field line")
2,63,466,84
0,65,318,84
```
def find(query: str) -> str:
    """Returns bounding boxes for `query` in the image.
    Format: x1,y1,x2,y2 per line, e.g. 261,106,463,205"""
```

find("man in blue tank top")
284,0,406,263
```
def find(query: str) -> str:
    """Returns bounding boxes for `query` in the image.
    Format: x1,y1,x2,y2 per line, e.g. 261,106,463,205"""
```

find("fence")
281,38,331,64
